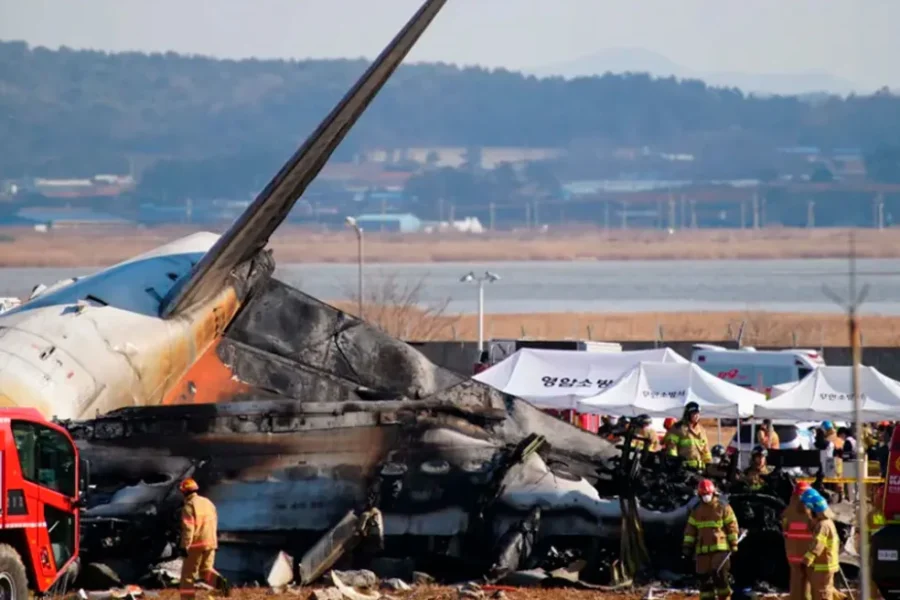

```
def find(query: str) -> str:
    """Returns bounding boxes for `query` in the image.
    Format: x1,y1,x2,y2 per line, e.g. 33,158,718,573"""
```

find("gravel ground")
137,586,695,600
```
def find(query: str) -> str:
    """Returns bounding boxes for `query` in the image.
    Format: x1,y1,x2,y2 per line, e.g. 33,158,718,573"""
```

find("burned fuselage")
62,273,699,583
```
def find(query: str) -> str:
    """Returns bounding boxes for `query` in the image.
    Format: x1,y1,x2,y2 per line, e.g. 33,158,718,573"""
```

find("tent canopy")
473,347,688,409
753,366,900,421
575,362,763,419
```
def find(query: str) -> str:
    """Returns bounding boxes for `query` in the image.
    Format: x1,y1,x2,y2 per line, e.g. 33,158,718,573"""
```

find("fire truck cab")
0,408,85,598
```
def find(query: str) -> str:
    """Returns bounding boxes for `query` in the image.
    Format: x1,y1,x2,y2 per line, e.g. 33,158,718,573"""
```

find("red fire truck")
0,408,85,598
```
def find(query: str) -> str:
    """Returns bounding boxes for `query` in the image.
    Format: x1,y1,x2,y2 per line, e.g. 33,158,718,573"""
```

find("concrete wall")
408,339,900,381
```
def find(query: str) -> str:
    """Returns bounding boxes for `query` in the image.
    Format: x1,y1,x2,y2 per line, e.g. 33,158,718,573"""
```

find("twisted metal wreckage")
0,0,858,591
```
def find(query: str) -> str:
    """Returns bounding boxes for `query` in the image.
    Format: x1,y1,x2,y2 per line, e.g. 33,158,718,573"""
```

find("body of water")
1,259,898,315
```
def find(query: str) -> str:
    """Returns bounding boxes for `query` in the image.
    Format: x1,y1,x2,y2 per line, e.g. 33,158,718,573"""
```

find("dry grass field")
331,302,900,347
0,225,897,267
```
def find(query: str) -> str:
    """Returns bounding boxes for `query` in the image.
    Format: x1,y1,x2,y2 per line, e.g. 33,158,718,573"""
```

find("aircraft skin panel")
0,234,252,420
161,339,251,406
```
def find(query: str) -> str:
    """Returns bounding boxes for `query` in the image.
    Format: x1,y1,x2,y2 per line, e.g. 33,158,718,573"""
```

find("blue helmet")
801,488,829,514
821,421,834,431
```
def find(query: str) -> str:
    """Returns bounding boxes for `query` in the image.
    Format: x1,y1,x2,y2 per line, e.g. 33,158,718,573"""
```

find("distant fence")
408,339,900,380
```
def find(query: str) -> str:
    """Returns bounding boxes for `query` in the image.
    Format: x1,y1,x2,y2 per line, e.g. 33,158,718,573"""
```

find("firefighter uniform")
673,421,712,470
782,483,814,600
801,489,839,600
630,416,660,452
664,420,683,457
684,480,740,600
743,447,772,491
757,423,780,449
179,479,230,599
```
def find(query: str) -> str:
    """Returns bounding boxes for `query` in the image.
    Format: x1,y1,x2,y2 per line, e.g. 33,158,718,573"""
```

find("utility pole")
532,200,540,228
489,202,495,231
752,192,760,229
806,200,815,228
668,196,676,231
525,202,531,229
459,271,501,352
689,199,698,229
345,217,364,320
822,232,870,600
620,201,628,230
740,199,746,230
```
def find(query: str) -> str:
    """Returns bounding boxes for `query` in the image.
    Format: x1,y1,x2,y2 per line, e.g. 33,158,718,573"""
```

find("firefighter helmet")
634,414,652,427
794,481,811,496
752,445,768,457
697,479,716,496
180,478,199,494
685,401,700,415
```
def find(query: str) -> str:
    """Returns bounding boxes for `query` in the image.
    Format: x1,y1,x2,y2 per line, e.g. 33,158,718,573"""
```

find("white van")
691,344,824,397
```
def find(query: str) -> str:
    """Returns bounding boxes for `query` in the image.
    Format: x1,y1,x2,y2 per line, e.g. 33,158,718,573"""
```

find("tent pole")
717,418,722,446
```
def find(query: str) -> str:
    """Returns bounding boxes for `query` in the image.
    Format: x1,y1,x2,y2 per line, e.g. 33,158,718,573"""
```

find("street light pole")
345,216,364,320
460,270,501,352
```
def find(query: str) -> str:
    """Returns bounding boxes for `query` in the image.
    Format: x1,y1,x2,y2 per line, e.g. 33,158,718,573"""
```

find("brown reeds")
2,225,900,267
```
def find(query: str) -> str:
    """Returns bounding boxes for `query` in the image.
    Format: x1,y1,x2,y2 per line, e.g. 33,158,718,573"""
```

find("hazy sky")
2,0,898,89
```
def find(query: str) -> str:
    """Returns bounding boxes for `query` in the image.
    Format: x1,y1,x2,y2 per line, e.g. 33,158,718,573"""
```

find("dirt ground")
0,225,896,267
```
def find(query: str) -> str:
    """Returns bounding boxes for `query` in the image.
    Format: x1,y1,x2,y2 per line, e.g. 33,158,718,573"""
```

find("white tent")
575,362,763,419
754,366,900,421
473,347,688,409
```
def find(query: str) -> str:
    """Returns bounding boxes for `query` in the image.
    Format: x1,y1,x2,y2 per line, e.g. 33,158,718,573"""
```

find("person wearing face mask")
671,402,712,471
683,479,740,600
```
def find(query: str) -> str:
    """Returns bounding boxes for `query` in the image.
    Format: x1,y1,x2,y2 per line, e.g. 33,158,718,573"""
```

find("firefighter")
782,481,813,600
630,414,660,452
179,478,231,599
670,402,712,470
683,479,740,600
801,487,839,600
757,419,780,449
663,416,679,456
823,422,845,501
742,446,773,492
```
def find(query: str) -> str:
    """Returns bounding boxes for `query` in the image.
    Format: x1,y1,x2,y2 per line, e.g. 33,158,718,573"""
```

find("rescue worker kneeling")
683,479,740,600
179,478,231,599
800,487,839,600
782,481,814,600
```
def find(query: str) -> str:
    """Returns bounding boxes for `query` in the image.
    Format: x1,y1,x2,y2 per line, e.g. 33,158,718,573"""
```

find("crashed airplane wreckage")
62,283,848,589
0,0,857,591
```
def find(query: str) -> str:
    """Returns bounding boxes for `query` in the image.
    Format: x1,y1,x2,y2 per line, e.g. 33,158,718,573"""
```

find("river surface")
0,259,898,315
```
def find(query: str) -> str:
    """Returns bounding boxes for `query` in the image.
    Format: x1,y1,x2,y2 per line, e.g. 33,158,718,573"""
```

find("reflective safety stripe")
813,562,839,573
726,533,738,543
684,460,704,468
787,556,806,564
689,517,726,529
723,514,736,525
2,522,47,529
684,536,696,544
680,438,704,447
698,543,730,554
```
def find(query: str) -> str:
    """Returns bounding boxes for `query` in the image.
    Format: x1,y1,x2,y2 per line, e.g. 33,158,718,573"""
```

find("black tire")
0,543,28,600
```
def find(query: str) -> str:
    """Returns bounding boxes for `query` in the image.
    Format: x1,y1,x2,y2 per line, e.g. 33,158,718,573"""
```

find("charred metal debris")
57,275,857,593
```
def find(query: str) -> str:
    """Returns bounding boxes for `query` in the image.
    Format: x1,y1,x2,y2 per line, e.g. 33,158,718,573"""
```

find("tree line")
2,40,900,185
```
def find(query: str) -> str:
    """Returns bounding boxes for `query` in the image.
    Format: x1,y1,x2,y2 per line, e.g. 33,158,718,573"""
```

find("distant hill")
530,47,862,96
1,40,900,182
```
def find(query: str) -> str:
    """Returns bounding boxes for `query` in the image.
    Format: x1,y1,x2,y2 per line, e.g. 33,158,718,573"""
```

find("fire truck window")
11,421,76,497
11,422,37,481
44,504,75,570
